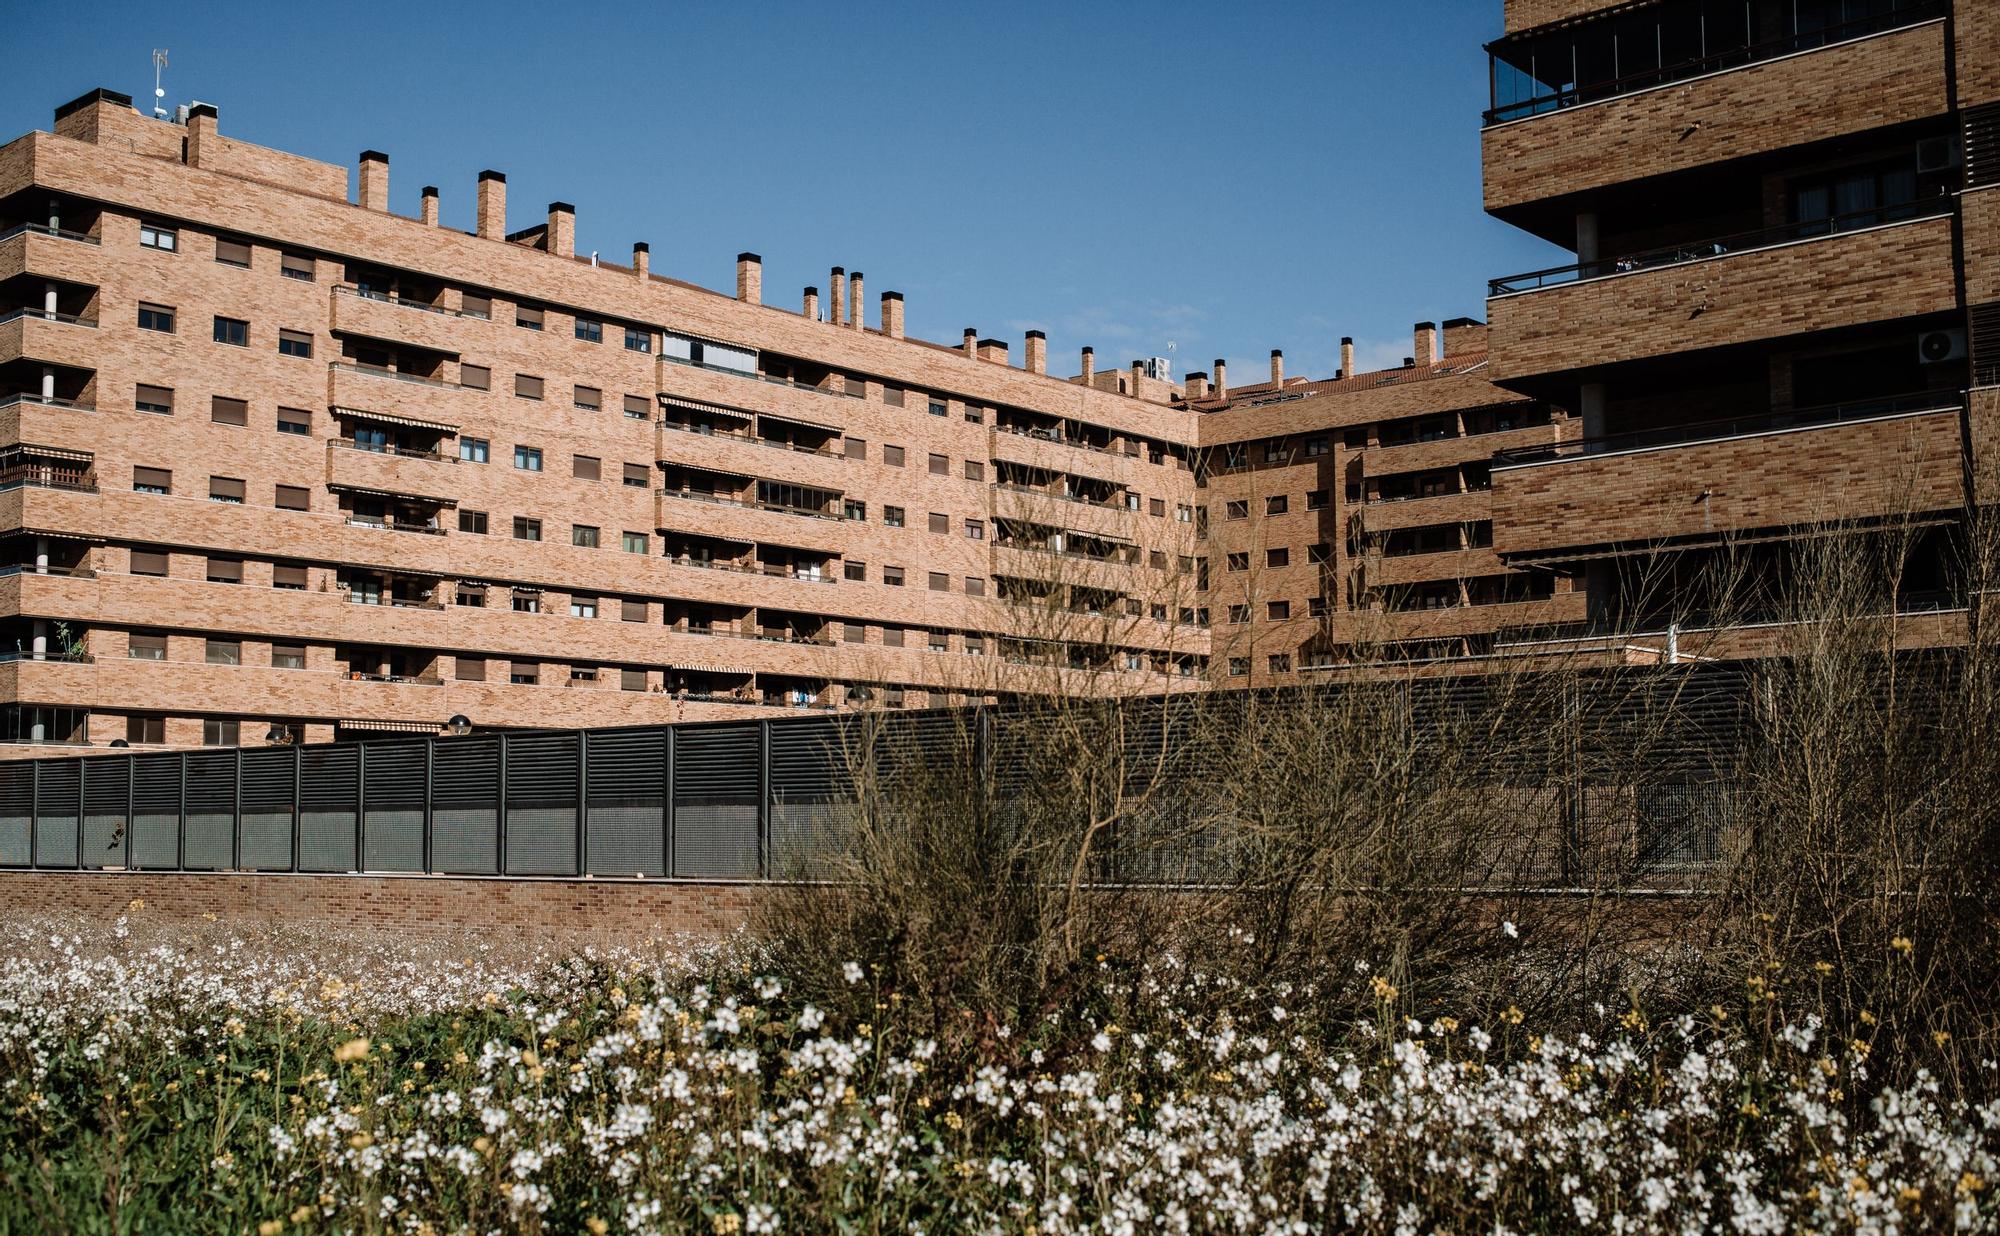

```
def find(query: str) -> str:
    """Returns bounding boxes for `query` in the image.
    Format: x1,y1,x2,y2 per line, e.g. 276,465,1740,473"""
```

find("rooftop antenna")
151,49,169,119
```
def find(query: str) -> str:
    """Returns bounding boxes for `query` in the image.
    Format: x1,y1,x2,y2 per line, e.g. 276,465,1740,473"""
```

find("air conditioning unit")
1917,136,1961,175
1918,328,1967,364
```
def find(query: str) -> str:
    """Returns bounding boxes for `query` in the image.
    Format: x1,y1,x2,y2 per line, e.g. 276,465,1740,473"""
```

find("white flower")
1502,921,1518,938
1092,1032,1112,1053
842,962,864,985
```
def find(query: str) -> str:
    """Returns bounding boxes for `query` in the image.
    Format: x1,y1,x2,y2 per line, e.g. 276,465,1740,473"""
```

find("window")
459,437,489,463
575,317,602,343
205,639,241,666
460,293,491,320
206,557,242,584
128,633,167,660
1267,547,1290,568
278,329,313,358
1268,600,1291,621
571,524,600,548
843,500,866,521
844,622,866,643
513,517,542,542
964,460,986,482
1228,658,1249,678
456,657,487,682
509,662,539,684
126,715,165,744
1176,504,1193,523
514,445,543,471
280,252,314,281
884,566,905,587
515,305,544,331
844,561,867,582
514,374,543,401
211,396,247,426
844,438,866,461
512,593,541,614
844,375,867,398
928,512,949,534
883,506,905,529
213,316,248,347
882,386,904,408
624,394,649,420
965,519,985,540
137,302,175,333
458,510,488,534
139,222,177,251
884,445,905,467
574,385,601,411
1228,605,1249,625
622,531,648,554
459,364,490,391
883,626,905,648
965,576,986,597
623,462,650,488
929,571,949,591
1308,542,1333,565
1305,436,1329,457
1266,495,1288,516
964,405,984,425
927,398,946,417
208,476,244,504
929,632,949,653
273,564,307,590
1306,489,1329,511
203,719,240,747
570,595,598,619
1226,552,1249,572
929,453,948,476
277,407,311,435
130,550,168,577
214,237,252,267
1226,500,1249,520
455,586,486,608
1268,653,1292,674
621,599,648,622
1149,550,1166,569
624,327,651,353
621,668,647,692
571,454,600,481
272,643,306,670
135,384,173,415
132,466,171,495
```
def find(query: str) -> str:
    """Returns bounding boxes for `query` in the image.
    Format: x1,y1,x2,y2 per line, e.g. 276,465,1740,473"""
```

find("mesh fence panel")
362,743,428,872
129,754,181,869
432,737,499,874
238,749,297,871
0,762,28,865
299,747,358,872
585,730,665,876
505,734,579,876
80,757,129,869
674,724,759,878
34,761,80,868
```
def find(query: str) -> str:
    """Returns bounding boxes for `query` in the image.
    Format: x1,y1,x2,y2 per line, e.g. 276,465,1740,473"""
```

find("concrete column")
40,366,54,401
43,282,57,319
1580,381,1606,439
32,620,47,661
34,537,49,574
1576,211,1599,265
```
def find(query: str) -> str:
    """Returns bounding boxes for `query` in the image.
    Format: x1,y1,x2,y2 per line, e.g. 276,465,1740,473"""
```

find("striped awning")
6,443,94,463
758,410,839,434
329,482,458,508
335,719,442,734
658,394,752,421
664,661,749,675
332,406,459,433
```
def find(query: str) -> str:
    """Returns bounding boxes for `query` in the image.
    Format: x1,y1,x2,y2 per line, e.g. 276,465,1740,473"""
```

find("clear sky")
3,0,1567,385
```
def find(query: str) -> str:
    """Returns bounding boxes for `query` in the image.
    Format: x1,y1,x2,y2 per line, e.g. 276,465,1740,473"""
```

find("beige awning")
758,410,840,434
335,719,442,734
332,406,460,433
658,394,752,421
328,482,458,508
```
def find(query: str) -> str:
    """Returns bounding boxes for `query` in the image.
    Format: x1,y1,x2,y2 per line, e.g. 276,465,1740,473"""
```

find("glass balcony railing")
1491,393,1959,468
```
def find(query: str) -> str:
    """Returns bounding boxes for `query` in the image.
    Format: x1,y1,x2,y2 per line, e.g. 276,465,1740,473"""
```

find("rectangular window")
883,506,904,528
139,222,177,251
929,632,949,653
1226,500,1249,520
203,719,240,747
624,394,649,419
844,438,866,461
621,531,648,554
883,626,905,648
928,453,948,476
132,466,171,495
928,571,949,592
1228,658,1249,678
459,364,490,390
280,252,315,281
130,550,168,577
843,622,866,643
965,576,986,596
277,407,311,435
575,317,602,343
459,509,488,534
573,385,601,411
1306,489,1329,511
513,517,541,541
213,316,248,347
965,519,984,540
570,596,598,618
844,561,867,582
514,445,543,471
129,633,167,660
512,594,541,614
845,375,867,398
1150,550,1166,569
571,454,601,481
1268,653,1292,674
1267,495,1288,516
1226,552,1249,572
621,668,647,691
273,564,308,589
624,327,651,353
206,557,242,584
1305,436,1329,457
571,524,600,548
884,566,905,587
515,305,544,331
272,643,306,670
455,586,486,608
456,656,487,682
509,662,539,684
1149,497,1166,517
621,598,648,622
135,384,174,415
211,396,247,426
882,386,904,408
964,460,985,481
964,405,984,425
1268,600,1291,620
460,293,491,319
1267,547,1290,568
843,500,866,521
623,462,650,488
137,302,175,333
514,374,543,400
127,714,166,744
458,437,489,463
214,237,252,267
207,476,244,504
1228,605,1249,625
928,512,949,534
927,398,946,417
278,328,313,358
884,445,904,467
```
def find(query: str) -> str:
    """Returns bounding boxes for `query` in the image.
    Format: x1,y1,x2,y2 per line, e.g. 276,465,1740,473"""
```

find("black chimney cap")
1026,329,1045,340
548,201,575,214
737,251,761,263
478,169,506,183
55,88,133,123
187,102,218,121
359,149,388,163
421,184,439,197
881,290,903,301
633,241,650,253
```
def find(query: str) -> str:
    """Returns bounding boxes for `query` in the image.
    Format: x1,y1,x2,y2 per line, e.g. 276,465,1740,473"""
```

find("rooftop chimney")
420,185,439,226
1270,349,1284,387
1213,358,1228,401
1340,336,1355,379
882,291,904,339
736,253,762,305
633,242,650,280
963,328,978,357
1442,315,1487,358
1186,370,1210,400
829,268,845,331
476,171,507,239
1414,321,1438,366
547,202,576,258
358,151,389,212
803,285,820,320
1080,346,1095,386
977,338,1009,364
848,270,863,328
1130,360,1146,396
1024,330,1046,375
185,103,218,168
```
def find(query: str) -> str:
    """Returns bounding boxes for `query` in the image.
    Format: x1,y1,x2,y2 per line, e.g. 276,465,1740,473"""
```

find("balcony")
0,308,98,370
1333,592,1588,643
325,439,459,506
656,424,845,491
328,286,471,355
0,224,101,285
1483,11,1949,215
1487,210,1957,381
326,363,467,430
1364,421,1572,478
655,489,846,554
1362,547,1506,588
1359,488,1491,533
1489,399,1965,563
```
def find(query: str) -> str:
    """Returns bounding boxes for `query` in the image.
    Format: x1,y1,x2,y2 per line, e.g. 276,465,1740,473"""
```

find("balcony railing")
343,516,446,535
660,353,862,399
333,285,467,318
663,555,840,584
0,393,93,413
328,362,460,390
330,438,456,462
1491,394,1959,468
0,308,96,328
657,488,840,521
1484,0,1946,125
1489,203,1951,295
995,423,1122,458
657,420,843,458
0,223,99,245
0,463,95,492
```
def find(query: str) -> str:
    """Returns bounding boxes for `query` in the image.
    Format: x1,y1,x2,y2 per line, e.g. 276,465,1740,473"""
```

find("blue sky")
3,0,1566,383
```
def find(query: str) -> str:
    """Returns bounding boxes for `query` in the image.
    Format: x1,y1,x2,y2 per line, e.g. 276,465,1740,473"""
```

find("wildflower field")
1,912,1994,1235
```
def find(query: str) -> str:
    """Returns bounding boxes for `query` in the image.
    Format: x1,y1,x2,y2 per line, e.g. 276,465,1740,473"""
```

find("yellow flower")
519,1048,540,1068
127,898,146,911
290,1206,314,1223
473,1136,492,1155
943,1111,964,1130
1933,1029,1953,1047
1370,976,1398,1003
258,1221,285,1235
1501,1005,1524,1026
1814,961,1834,975
1958,1172,1987,1196
586,1220,610,1236
333,1038,370,1064
347,1132,373,1150
1891,936,1914,954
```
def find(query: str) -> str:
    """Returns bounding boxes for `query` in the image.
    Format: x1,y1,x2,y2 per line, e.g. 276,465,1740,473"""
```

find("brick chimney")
1442,315,1487,358
848,271,864,328
1213,358,1228,401
1024,330,1046,375
1080,347,1095,386
977,337,1009,364
548,202,576,258
1130,360,1146,395
828,268,845,330
476,171,507,239
803,286,819,319
1414,321,1438,365
358,151,389,212
185,103,218,168
1186,370,1210,400
1340,336,1355,379
882,291,904,339
1270,349,1284,386
420,185,439,226
633,242,650,280
736,253,762,305
963,328,978,357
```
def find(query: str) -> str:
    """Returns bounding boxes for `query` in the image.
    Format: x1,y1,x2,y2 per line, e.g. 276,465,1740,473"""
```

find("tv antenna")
152,49,169,119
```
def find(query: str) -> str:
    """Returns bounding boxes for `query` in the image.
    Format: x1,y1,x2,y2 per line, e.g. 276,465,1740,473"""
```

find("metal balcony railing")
0,223,98,245
1490,393,1960,469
